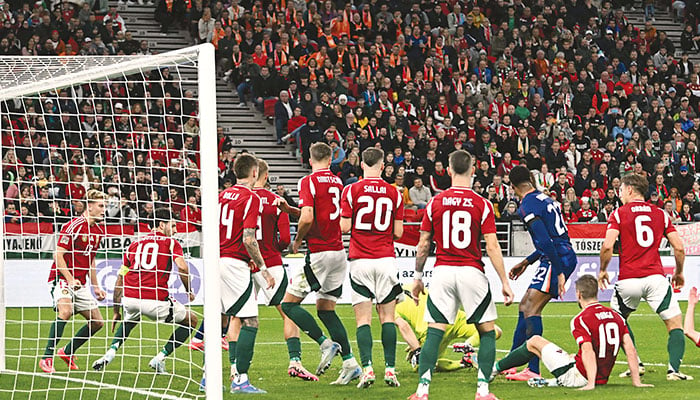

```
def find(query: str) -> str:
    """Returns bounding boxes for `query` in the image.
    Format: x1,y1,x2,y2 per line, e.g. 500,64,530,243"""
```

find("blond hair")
86,189,108,202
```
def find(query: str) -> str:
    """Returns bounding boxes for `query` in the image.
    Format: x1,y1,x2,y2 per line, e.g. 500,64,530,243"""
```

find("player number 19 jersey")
341,177,404,259
420,186,496,270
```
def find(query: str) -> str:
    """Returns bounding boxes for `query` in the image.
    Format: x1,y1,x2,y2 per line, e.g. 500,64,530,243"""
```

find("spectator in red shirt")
180,196,202,232
576,201,596,222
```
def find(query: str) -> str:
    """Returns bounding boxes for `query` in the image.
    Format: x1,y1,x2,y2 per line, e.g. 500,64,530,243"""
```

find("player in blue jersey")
503,165,578,381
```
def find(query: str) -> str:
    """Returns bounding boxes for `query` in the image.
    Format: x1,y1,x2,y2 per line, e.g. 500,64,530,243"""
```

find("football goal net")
0,44,223,400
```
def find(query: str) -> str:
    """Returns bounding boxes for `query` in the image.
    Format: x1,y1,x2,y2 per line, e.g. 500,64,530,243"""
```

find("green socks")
668,328,685,372
281,302,326,344
43,318,67,358
228,341,237,364
236,326,258,374
418,327,444,385
477,331,497,384
109,321,138,351
317,310,352,358
162,325,193,356
287,337,302,361
356,324,373,367
64,323,95,355
495,340,533,373
381,322,396,368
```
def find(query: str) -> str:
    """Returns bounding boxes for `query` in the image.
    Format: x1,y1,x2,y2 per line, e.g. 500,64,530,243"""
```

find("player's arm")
291,206,313,253
412,230,432,304
340,217,352,234
273,197,301,218
276,211,292,251
89,256,106,300
243,227,274,289
526,217,564,280
666,231,685,290
510,250,540,280
174,256,194,301
578,342,597,391
54,245,79,289
684,287,700,346
485,232,514,305
622,332,653,387
393,218,404,240
395,316,421,351
598,228,619,290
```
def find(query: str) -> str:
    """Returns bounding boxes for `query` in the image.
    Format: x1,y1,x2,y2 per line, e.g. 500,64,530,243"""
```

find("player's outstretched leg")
318,306,361,385
230,317,267,394
92,321,138,371
281,294,340,376
60,308,104,370
409,326,444,400
149,311,197,374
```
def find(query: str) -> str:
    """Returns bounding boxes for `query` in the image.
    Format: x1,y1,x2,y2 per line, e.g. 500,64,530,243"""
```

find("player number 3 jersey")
121,231,184,301
421,186,496,270
297,169,344,253
341,177,404,259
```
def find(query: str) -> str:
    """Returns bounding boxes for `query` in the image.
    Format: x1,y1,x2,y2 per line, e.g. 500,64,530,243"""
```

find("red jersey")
219,185,262,262
252,187,291,269
420,186,496,270
607,200,676,280
340,177,404,259
297,169,344,252
121,231,184,301
571,302,629,385
48,216,103,285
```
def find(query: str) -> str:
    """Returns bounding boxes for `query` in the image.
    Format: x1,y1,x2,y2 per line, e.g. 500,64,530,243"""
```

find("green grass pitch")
1,302,698,399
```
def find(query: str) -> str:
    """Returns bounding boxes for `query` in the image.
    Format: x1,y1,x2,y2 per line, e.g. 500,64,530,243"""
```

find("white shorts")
122,296,188,324
253,266,288,306
611,274,681,321
424,266,497,325
220,257,257,318
349,258,404,305
287,250,347,302
50,280,98,313
541,343,588,388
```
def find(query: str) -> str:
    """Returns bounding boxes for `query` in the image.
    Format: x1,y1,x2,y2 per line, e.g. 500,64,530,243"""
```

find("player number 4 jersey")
341,177,404,259
571,303,628,385
420,186,496,270
297,169,344,253
121,231,184,301
219,185,262,262
607,200,676,280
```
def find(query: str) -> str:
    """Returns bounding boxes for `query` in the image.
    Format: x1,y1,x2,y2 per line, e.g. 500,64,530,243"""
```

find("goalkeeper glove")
407,347,421,370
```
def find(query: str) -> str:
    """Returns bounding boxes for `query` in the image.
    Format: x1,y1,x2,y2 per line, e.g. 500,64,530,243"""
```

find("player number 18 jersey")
420,187,496,270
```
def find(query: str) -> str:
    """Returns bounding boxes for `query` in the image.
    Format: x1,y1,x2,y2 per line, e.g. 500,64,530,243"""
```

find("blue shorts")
529,251,577,298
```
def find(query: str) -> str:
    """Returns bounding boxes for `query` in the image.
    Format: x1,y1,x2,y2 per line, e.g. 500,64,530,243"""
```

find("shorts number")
328,187,340,220
134,242,159,270
547,203,567,235
598,322,620,358
441,210,471,249
355,196,393,231
634,215,653,248
220,204,235,240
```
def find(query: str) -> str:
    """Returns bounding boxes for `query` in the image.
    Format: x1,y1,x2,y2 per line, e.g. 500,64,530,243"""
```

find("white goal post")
0,43,222,400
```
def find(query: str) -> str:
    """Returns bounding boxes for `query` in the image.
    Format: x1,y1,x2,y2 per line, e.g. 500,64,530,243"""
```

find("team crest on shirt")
82,235,88,242
62,289,69,295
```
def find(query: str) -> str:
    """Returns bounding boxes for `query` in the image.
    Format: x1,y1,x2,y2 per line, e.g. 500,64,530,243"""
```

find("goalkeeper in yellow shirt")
395,287,502,372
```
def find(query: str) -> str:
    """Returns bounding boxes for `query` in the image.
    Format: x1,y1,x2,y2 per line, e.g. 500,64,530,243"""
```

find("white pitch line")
1,370,194,400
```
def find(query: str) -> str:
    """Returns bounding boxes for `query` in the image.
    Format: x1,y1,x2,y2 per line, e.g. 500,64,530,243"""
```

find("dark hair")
154,207,173,227
509,165,534,188
310,142,332,162
575,275,598,300
620,174,648,196
362,147,384,167
233,153,258,179
448,150,473,175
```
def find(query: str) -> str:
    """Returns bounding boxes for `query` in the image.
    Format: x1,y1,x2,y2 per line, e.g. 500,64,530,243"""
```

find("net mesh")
1,48,211,400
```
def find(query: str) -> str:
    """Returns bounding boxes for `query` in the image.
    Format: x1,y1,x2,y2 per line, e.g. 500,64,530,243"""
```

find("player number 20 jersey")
341,177,404,259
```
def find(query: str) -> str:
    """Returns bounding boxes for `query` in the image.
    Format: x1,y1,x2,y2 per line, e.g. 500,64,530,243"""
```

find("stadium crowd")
3,0,700,232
